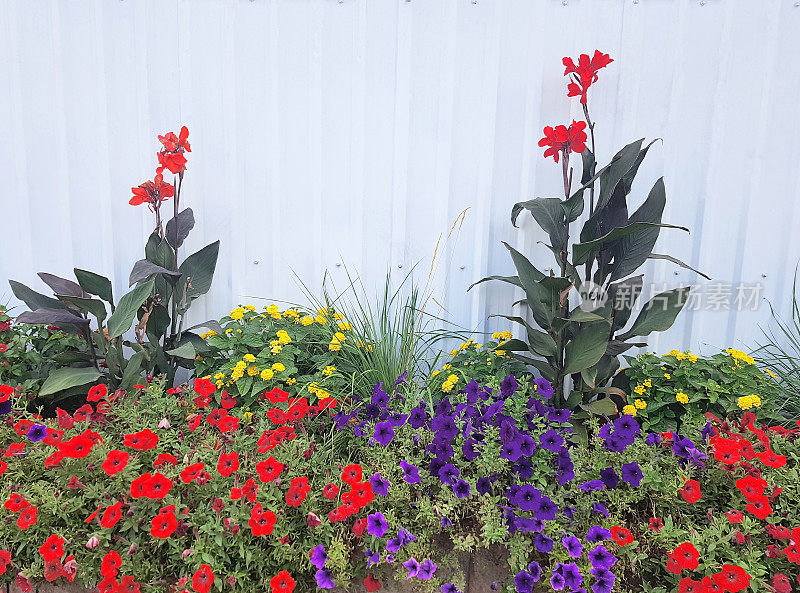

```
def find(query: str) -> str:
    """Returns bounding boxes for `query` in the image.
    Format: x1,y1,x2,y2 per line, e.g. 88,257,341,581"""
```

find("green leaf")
562,189,585,224
165,207,195,249
495,338,531,352
129,259,181,287
74,269,114,304
573,221,689,265
107,278,155,339
617,287,691,340
489,315,558,357
579,397,618,416
609,275,644,332
37,273,88,298
467,275,521,292
165,342,197,359
39,367,103,397
596,139,644,213
15,309,90,336
9,280,69,311
120,351,146,390
580,148,595,185
648,253,711,280
176,241,220,313
563,320,612,374
510,354,557,382
501,242,551,329
145,232,173,269
56,295,107,322
511,198,567,252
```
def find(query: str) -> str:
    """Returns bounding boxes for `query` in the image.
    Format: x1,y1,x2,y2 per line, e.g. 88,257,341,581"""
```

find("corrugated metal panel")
1,0,799,356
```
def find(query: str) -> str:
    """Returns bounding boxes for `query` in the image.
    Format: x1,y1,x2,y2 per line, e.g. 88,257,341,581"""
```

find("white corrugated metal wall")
2,0,799,356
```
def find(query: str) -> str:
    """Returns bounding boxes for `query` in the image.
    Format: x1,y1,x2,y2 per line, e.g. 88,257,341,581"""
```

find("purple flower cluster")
599,414,639,453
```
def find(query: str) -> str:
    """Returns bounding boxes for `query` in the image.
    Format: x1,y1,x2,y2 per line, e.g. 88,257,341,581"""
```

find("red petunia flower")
241,479,258,504
0,384,12,403
285,487,306,507
87,384,108,402
97,576,119,593
102,450,130,476
56,408,74,430
757,449,787,469
181,462,205,484
142,473,172,499
73,404,93,422
193,378,216,397
745,495,772,520
216,415,240,433
151,510,178,539
648,517,664,531
217,451,240,477
0,549,10,575
352,517,368,537
363,574,382,592
266,408,288,424
100,550,122,578
130,473,152,498
43,559,63,582
538,121,588,163
17,506,38,530
5,493,30,512
187,414,202,431
249,503,277,537
220,390,237,410
679,479,701,503
265,387,289,404
123,429,159,451
100,502,122,529
269,570,295,593
118,575,141,593
342,464,363,485
192,564,214,593
712,565,751,593
562,50,613,104
725,509,744,524
610,526,634,546
154,453,179,468
38,534,65,562
670,542,699,571
256,456,283,483
678,577,702,593
323,483,340,500
711,437,741,465
772,573,792,593
206,408,228,427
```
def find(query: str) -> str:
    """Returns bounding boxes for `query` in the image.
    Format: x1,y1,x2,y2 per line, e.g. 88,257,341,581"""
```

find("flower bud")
86,536,100,549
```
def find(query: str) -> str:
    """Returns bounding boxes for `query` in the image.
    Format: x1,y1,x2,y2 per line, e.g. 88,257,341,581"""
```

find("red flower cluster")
326,463,374,523
130,126,189,207
538,121,588,163
562,50,613,104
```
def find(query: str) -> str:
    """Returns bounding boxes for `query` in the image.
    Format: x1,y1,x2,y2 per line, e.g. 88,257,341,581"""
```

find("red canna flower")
712,565,751,592
181,462,205,484
249,503,277,537
158,126,191,153
87,384,108,402
130,174,175,207
151,510,178,539
102,450,130,476
123,429,159,451
562,50,613,104
217,451,240,477
100,502,123,529
38,534,65,562
538,121,588,163
670,542,699,571
192,564,214,593
256,456,283,483
610,526,634,546
269,570,295,593
17,506,37,530
679,479,701,503
363,574,382,592
193,378,216,397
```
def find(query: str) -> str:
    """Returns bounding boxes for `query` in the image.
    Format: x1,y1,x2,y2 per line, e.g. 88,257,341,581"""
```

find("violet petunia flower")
367,512,388,538
370,473,390,497
534,377,554,398
310,545,327,569
400,460,421,484
417,559,437,580
403,557,420,579
315,569,335,589
453,479,470,499
26,424,47,442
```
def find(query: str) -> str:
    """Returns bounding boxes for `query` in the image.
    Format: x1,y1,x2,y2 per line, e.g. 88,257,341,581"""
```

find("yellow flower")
338,322,351,331
283,309,299,319
750,394,762,407
272,362,285,372
643,379,652,388
260,368,274,381
431,370,441,377
687,353,698,363
231,369,244,381
322,366,336,377
247,366,259,376
634,399,647,409
229,307,245,321
726,348,755,366
441,380,455,393
300,316,314,326
450,349,460,357
308,382,319,393
475,343,482,349
242,411,253,422
622,404,637,416
764,368,777,379
491,331,502,340
676,391,689,404
225,328,233,335
675,352,687,361
286,378,297,385
316,388,331,400
243,354,256,363
214,372,225,380
315,315,328,324
495,350,506,356
234,360,247,370
633,385,646,395
244,305,256,312
447,374,458,383
276,330,291,344
664,373,671,380
333,313,343,321
442,364,451,371
334,332,345,342
737,395,753,410
271,345,282,355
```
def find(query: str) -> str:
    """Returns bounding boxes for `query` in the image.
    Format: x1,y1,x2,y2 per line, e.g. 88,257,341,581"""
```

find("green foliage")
621,348,782,432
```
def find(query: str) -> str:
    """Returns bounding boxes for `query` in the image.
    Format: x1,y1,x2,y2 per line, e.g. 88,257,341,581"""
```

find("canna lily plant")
9,126,220,399
472,51,709,422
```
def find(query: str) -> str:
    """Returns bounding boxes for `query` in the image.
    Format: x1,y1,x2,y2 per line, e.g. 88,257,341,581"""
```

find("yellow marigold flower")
283,309,299,319
633,385,646,395
247,366,259,376
750,394,762,407
301,316,314,326
737,395,753,409
676,391,689,404
243,354,256,363
286,378,297,385
271,345,282,355
643,379,652,388
329,342,341,352
634,399,647,409
688,353,698,363
491,331,502,340
272,363,285,372
622,404,637,416
316,315,327,324
334,332,345,342
229,307,245,321
245,305,256,312
260,368,274,381
668,349,681,357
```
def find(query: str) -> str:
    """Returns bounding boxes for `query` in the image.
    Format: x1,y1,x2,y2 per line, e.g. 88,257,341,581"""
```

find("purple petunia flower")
580,480,605,492
385,554,395,563
441,583,460,593
395,371,408,386
315,569,335,589
561,563,583,590
408,406,428,429
386,537,402,553
613,415,639,440
533,533,554,553
462,438,481,461
599,468,620,489
438,463,460,485
645,432,661,446
398,526,417,545
400,460,421,484
550,569,566,591
586,526,611,543
700,421,714,443
589,567,615,593
367,512,388,538
562,535,583,558
528,561,542,582
453,479,470,498
26,424,47,443
476,475,494,495
587,545,617,570
417,559,437,580
620,462,643,487
547,408,572,423
310,545,327,569
365,548,380,567
403,557,420,579
0,400,11,415
514,570,535,593
593,502,609,517
500,374,518,398
686,446,708,468
534,377,554,398
501,440,523,462
539,429,564,452
370,473,390,497
374,421,395,446
534,495,558,521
